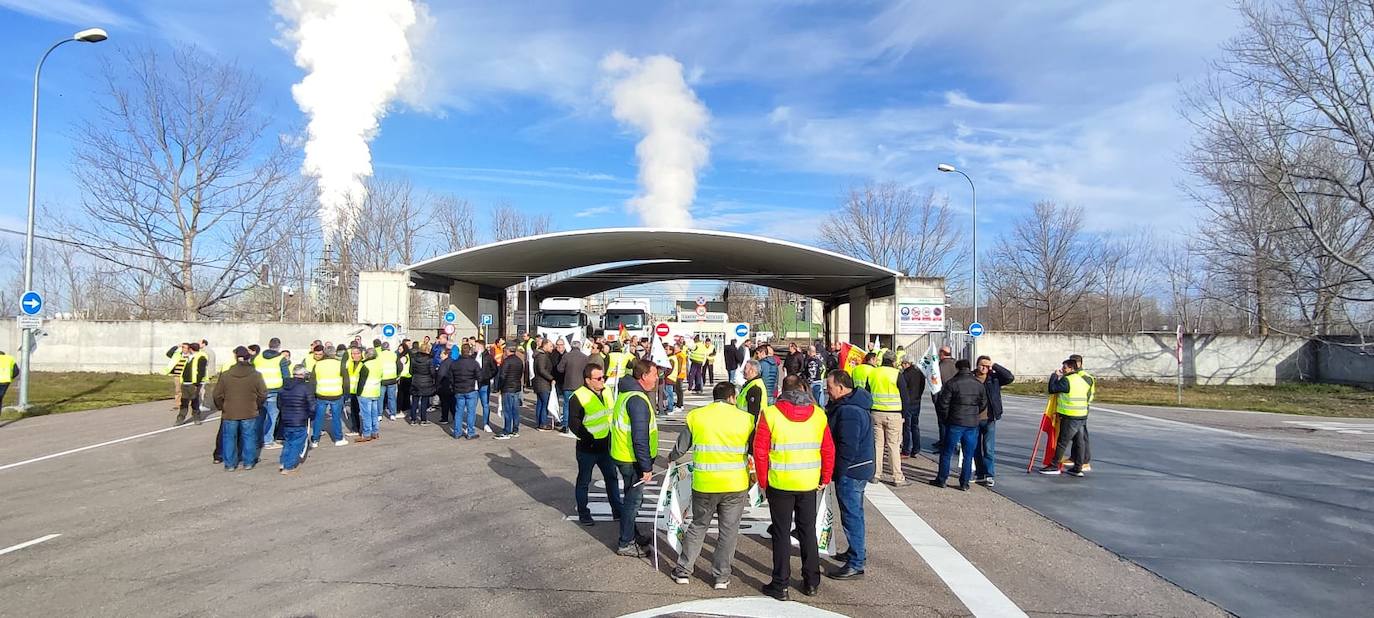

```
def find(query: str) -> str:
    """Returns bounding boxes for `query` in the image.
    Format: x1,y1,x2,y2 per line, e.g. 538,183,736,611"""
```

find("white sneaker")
334,439,349,446
345,431,359,436
262,443,282,450
309,441,320,448
713,581,729,590
481,425,489,433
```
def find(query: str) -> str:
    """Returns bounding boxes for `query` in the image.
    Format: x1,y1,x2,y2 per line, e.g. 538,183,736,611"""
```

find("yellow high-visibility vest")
610,390,658,464
184,352,207,384
738,378,766,414
851,363,873,391
687,401,752,493
573,385,614,438
869,366,902,411
313,358,344,397
607,352,632,380
0,354,15,384
688,344,708,363
761,403,827,491
398,354,411,378
304,355,317,373
1055,372,1094,418
253,354,285,390
377,350,399,381
346,360,364,395
361,358,384,398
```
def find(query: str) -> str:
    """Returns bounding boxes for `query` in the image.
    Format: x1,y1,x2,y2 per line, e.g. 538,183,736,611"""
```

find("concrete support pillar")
847,285,868,346
447,280,481,337
891,276,948,353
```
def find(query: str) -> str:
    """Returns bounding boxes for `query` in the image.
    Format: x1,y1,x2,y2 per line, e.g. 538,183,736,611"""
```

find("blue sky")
1,0,1242,258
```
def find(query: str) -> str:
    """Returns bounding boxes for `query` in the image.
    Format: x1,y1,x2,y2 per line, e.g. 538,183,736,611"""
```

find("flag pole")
1027,430,1042,473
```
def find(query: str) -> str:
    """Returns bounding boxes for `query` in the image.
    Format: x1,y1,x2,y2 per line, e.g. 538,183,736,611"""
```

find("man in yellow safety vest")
737,360,767,417
668,381,754,590
252,337,290,450
754,376,835,601
375,340,401,421
1040,358,1095,477
0,348,18,407
610,358,660,558
310,344,349,448
850,352,877,392
568,363,623,526
868,353,909,486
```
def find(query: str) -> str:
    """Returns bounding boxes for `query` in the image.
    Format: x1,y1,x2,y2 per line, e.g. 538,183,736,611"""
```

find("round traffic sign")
20,290,42,316
382,324,396,338
443,310,457,324
969,322,985,337
735,323,749,338
695,306,707,316
442,324,455,335
695,296,707,306
655,322,670,337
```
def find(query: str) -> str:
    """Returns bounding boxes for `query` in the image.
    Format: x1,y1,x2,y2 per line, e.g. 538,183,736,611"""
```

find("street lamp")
17,28,109,413
937,163,978,359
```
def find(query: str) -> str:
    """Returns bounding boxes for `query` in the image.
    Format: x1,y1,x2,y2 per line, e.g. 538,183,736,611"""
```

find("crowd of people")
163,329,1096,599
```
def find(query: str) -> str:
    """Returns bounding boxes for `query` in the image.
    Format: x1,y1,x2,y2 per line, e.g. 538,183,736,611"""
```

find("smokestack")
274,0,427,238
601,52,710,229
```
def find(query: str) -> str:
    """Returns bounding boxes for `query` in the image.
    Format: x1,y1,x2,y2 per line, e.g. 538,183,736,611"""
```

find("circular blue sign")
443,310,457,324
20,290,42,315
382,324,396,338
969,322,985,337
735,324,749,338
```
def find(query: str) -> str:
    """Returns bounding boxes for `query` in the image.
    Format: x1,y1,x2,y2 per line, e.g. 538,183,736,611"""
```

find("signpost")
16,315,41,330
480,314,493,326
381,324,396,338
20,291,42,315
442,324,455,336
734,323,750,340
443,310,457,324
969,322,984,337
695,296,707,307
655,322,670,338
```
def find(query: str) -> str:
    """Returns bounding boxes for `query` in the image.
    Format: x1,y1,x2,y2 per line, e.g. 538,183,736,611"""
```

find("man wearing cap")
277,363,315,474
213,346,268,471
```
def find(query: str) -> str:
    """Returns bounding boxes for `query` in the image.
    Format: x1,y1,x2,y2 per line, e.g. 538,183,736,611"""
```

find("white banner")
654,462,693,554
815,484,847,557
918,341,944,395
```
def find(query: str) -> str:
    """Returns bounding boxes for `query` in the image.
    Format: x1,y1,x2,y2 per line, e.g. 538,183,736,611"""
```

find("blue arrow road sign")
735,323,750,338
481,314,494,326
969,322,985,337
443,310,457,324
382,324,396,338
20,291,42,316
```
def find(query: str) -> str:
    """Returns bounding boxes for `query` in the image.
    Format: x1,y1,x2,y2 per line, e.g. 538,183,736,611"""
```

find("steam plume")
601,52,710,228
274,0,426,237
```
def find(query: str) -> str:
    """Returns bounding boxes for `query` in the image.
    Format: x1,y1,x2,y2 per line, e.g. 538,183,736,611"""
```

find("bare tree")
819,181,965,280
70,46,302,320
433,194,477,253
988,202,1097,331
1185,0,1374,338
490,202,552,242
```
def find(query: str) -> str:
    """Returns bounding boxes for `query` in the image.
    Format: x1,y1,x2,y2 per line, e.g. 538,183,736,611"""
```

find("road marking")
866,483,1026,618
0,534,60,556
1283,420,1374,436
1087,406,1249,437
620,597,844,618
0,416,220,473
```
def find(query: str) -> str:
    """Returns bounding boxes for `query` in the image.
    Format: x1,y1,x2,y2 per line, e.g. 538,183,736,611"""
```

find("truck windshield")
604,311,646,329
538,312,581,328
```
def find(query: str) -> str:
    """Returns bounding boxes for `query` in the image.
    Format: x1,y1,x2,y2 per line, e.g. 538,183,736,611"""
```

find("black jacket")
532,351,555,393
277,378,315,428
935,369,988,428
436,357,455,395
724,344,740,371
476,351,498,385
451,356,480,394
980,364,1015,421
557,349,589,392
498,355,525,393
409,350,437,397
898,365,926,412
568,386,610,454
826,388,875,481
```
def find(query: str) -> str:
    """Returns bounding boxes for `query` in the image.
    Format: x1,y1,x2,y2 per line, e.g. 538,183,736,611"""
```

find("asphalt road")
986,395,1374,618
0,389,1226,617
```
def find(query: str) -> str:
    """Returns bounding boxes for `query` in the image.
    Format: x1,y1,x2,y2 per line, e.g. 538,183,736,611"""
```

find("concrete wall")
1311,340,1374,388
973,332,1323,386
5,319,404,374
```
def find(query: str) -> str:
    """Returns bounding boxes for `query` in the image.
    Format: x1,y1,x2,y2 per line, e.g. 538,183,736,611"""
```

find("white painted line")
1088,406,1249,437
0,416,220,473
866,483,1026,618
0,533,60,556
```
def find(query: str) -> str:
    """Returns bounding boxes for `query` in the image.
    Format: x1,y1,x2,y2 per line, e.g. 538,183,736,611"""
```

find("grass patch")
1,372,172,421
1002,378,1374,418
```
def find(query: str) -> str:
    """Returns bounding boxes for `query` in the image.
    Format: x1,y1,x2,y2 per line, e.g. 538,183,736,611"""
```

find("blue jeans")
575,449,623,519
409,394,428,423
502,392,522,434
313,398,345,442
561,390,574,426
382,383,398,418
617,462,646,547
221,417,261,469
259,390,280,446
901,405,921,455
280,426,308,470
664,383,676,411
478,384,491,428
834,475,867,570
455,391,478,437
975,420,996,479
360,396,380,438
936,425,979,487
535,390,552,427
727,369,737,384
810,381,826,407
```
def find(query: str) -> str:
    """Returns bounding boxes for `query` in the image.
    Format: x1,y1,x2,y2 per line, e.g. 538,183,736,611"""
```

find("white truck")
602,297,653,343
536,297,591,346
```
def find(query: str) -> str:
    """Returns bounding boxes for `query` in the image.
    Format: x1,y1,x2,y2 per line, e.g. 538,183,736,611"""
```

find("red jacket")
753,399,835,491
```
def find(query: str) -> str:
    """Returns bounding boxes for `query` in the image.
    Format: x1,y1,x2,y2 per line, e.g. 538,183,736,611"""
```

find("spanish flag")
838,342,865,371
617,323,628,343
1039,395,1060,466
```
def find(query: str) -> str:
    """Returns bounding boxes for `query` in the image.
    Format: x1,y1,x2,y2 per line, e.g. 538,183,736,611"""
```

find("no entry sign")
655,322,670,337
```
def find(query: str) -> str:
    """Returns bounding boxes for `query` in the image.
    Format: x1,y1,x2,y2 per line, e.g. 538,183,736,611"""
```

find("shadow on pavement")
484,448,616,550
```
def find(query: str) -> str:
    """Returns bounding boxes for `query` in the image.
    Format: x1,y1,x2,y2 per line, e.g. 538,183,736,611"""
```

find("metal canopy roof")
404,228,900,301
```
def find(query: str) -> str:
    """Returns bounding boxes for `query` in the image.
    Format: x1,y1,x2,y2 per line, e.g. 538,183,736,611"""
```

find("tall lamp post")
937,163,977,360
17,28,109,413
